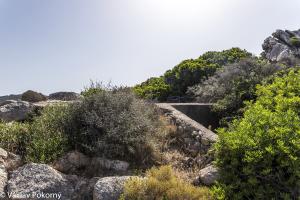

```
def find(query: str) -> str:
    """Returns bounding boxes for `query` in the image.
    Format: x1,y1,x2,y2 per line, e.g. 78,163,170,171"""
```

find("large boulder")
0,165,7,199
7,163,79,199
52,151,91,175
93,176,134,200
49,92,80,101
196,164,219,186
52,151,130,177
262,29,300,62
0,100,35,122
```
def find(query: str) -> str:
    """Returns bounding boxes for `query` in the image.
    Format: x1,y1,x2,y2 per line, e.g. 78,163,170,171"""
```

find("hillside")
0,28,299,200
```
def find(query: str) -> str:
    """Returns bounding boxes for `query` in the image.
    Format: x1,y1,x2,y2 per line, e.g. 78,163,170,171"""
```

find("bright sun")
131,0,226,25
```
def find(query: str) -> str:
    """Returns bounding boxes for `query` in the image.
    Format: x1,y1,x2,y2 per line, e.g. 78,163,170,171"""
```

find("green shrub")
66,87,162,166
290,36,300,48
188,58,284,123
0,104,70,163
81,81,105,97
133,77,171,101
21,90,47,102
25,104,70,163
134,48,252,101
0,122,30,157
1,85,163,166
120,165,212,200
213,69,300,199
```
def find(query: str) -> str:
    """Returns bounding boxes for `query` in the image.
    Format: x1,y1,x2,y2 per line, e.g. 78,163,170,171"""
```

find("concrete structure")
156,103,218,157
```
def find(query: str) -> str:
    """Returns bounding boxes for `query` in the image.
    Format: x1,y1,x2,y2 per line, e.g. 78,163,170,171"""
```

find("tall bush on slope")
213,69,300,199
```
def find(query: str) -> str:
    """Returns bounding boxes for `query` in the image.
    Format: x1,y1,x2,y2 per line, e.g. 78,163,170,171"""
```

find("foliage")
188,58,284,122
0,122,30,158
25,104,70,163
21,90,47,103
120,165,212,200
81,81,105,97
1,84,164,166
290,36,300,48
66,86,162,166
0,104,70,163
134,48,252,101
133,77,171,101
213,69,300,199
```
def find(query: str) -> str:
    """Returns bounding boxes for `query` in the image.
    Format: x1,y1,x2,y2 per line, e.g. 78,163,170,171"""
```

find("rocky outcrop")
0,100,35,122
93,176,134,200
53,151,130,178
195,164,219,186
0,94,21,104
0,164,7,199
49,92,80,101
262,29,300,62
6,163,81,200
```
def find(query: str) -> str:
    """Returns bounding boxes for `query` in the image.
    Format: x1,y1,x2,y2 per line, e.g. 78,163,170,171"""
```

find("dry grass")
158,115,203,183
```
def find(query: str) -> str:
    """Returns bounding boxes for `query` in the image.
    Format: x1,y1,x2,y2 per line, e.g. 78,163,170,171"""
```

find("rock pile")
262,29,300,62
0,148,133,200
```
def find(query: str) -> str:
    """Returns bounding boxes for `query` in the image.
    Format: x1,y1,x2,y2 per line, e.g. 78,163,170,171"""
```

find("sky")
0,0,299,95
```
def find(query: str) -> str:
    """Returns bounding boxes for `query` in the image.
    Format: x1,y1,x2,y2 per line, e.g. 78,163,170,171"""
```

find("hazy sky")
0,0,299,95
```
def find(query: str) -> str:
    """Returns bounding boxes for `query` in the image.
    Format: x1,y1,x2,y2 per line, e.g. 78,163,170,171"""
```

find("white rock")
93,176,134,200
7,163,77,200
198,165,219,186
0,100,35,122
0,165,7,199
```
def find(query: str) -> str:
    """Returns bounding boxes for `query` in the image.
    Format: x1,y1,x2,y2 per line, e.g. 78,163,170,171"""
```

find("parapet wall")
156,103,218,157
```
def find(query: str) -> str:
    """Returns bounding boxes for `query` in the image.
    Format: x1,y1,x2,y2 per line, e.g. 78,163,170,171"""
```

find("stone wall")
156,103,218,157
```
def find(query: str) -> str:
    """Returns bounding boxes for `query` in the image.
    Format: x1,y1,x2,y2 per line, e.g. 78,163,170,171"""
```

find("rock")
0,94,21,104
93,176,134,200
0,165,7,199
33,100,70,109
197,165,219,186
0,148,23,172
0,100,35,122
74,177,100,200
262,29,300,62
52,151,91,174
0,148,8,161
49,92,80,101
4,152,23,172
90,157,130,173
7,163,77,199
53,151,130,178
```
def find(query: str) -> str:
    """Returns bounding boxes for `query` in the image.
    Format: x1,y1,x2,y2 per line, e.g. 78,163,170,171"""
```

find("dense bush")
0,122,30,157
25,104,70,163
120,165,212,200
65,87,162,166
81,81,105,97
21,90,47,103
134,48,252,101
0,104,70,163
213,69,300,199
133,77,171,101
1,85,163,166
188,58,284,122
